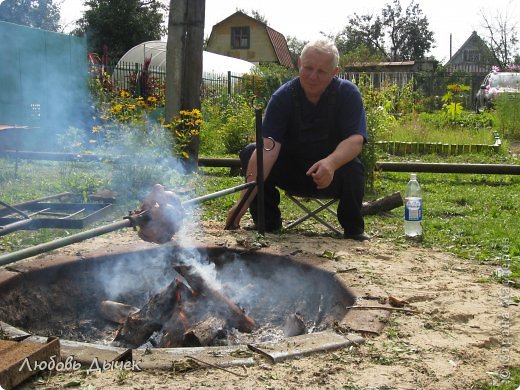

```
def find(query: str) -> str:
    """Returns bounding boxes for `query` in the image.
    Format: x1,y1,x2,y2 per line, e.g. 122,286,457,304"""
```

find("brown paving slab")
0,337,59,390
23,336,130,367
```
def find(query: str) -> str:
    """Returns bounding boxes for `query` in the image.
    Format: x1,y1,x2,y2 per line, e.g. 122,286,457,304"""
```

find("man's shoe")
245,220,283,233
343,232,370,241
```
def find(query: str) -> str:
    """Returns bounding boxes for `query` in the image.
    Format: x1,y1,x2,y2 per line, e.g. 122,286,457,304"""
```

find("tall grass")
378,111,497,144
381,122,497,144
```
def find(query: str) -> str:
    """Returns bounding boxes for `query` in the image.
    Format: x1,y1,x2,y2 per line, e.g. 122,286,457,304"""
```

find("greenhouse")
112,40,256,89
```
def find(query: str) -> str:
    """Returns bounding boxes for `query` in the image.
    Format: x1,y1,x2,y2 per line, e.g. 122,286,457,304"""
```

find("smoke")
95,249,177,305
0,22,90,150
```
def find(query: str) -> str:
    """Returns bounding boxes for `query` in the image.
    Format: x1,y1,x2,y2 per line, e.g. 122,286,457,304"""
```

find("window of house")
463,50,481,63
231,27,250,49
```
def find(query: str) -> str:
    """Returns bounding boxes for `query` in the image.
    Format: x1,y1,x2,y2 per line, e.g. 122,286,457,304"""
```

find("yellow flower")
92,126,102,133
111,104,123,113
119,90,131,98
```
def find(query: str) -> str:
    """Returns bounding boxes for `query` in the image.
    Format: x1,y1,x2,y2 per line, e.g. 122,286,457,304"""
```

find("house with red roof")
206,11,295,69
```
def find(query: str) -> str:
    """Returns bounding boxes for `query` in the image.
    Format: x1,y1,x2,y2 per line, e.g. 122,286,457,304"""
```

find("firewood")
176,265,256,333
361,191,403,216
203,285,256,333
283,312,306,337
113,266,255,348
114,278,186,346
182,316,227,347
99,300,139,324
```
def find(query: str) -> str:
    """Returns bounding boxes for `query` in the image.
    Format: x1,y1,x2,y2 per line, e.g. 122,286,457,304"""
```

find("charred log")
99,300,139,324
182,316,227,347
176,265,256,333
113,266,255,348
114,278,187,346
283,312,306,337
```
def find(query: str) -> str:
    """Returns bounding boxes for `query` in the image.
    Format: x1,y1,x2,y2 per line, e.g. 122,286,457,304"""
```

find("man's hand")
306,159,335,189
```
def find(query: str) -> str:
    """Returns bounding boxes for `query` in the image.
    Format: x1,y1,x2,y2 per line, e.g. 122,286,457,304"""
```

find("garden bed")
375,133,501,155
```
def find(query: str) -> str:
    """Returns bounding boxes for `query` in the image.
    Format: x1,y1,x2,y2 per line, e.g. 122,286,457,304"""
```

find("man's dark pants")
239,143,365,235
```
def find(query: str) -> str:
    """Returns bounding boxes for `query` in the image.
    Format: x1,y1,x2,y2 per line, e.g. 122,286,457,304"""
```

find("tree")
480,3,519,68
0,0,61,31
340,44,387,66
74,0,166,62
286,36,307,65
335,0,434,61
235,8,268,24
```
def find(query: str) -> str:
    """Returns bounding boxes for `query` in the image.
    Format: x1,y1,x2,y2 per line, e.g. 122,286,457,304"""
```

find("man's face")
298,48,339,99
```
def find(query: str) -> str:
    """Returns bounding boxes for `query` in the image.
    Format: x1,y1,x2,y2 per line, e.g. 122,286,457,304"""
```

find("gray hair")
301,39,340,69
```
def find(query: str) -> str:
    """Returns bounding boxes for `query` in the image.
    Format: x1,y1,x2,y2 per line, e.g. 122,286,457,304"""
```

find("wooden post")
165,0,206,170
165,0,187,122
184,0,205,168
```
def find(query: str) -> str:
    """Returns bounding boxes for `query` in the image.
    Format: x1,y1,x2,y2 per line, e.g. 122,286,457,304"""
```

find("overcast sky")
60,0,519,63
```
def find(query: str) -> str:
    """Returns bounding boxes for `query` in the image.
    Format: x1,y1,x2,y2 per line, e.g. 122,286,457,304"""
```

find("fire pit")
0,244,356,352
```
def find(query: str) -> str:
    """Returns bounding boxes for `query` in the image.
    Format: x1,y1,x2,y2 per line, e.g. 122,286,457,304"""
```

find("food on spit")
131,184,185,244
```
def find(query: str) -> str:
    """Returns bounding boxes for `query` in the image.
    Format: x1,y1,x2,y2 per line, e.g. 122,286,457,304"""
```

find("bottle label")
405,197,422,221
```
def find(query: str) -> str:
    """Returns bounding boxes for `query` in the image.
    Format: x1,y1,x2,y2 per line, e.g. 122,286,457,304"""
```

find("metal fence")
107,61,250,98
100,61,487,110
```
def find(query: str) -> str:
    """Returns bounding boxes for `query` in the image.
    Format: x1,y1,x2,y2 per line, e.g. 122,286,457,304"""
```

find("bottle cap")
410,173,417,180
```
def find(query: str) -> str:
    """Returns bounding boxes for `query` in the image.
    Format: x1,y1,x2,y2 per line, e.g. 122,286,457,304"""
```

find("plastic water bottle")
404,173,422,237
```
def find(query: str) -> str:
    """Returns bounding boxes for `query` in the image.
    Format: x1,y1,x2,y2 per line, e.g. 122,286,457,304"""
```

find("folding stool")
284,192,342,235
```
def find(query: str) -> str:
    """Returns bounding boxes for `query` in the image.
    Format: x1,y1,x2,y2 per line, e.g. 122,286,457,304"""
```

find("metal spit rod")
0,182,256,267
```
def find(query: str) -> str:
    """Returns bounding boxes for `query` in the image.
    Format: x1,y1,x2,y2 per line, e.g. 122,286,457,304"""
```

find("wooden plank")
133,345,255,371
59,339,131,366
247,331,364,363
0,321,31,341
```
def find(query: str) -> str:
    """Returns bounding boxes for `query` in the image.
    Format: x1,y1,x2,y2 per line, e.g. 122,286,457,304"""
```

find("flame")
172,276,191,329
175,285,182,303
178,309,190,329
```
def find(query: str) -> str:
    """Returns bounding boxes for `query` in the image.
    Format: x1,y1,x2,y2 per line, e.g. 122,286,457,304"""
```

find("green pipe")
0,182,255,267
0,219,132,267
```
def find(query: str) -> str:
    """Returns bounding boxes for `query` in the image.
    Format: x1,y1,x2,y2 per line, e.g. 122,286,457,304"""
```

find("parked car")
475,71,520,112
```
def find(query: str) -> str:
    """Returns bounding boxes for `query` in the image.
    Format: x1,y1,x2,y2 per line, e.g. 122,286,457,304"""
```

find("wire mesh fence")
93,61,488,111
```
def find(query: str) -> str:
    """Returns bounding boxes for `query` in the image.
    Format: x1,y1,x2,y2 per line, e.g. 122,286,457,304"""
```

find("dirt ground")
16,220,520,390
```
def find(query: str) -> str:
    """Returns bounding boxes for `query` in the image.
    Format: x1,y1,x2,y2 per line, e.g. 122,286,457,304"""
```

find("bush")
493,94,520,139
356,76,400,192
419,111,494,130
201,94,255,155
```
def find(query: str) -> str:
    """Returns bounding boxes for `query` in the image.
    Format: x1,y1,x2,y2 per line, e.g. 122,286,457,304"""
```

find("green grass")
1,155,518,286
379,122,497,145
479,367,520,390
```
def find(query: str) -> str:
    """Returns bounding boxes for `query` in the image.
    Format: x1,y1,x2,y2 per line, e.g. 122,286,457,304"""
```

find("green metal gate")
0,21,88,149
